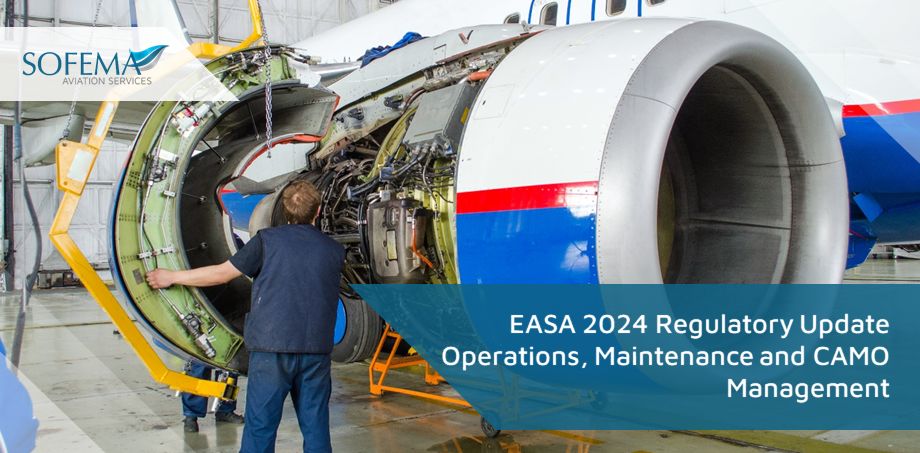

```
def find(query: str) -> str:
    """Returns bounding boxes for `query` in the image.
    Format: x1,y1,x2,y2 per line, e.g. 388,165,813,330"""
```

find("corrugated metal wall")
2,0,380,41
1,0,383,290
10,137,129,289
177,0,379,45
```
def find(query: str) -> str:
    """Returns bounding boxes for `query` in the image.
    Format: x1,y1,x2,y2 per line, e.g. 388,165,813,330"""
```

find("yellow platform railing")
47,1,267,400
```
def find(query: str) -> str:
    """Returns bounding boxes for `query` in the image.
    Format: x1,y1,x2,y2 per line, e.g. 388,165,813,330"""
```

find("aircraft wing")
0,100,155,166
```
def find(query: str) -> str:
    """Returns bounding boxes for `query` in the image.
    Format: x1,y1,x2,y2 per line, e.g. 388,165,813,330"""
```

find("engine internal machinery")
250,34,518,291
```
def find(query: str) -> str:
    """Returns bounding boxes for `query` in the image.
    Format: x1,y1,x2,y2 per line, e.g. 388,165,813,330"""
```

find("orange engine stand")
369,324,471,407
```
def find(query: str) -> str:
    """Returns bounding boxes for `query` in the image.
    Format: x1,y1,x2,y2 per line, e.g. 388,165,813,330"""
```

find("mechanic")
147,180,345,453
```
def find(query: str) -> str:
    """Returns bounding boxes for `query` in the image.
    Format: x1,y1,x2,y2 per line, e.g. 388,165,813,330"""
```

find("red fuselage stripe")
843,99,920,118
456,181,598,214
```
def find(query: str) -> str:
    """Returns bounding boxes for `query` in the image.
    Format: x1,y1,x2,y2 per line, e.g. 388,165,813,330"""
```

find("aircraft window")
648,0,666,5
607,0,627,16
541,3,558,26
505,13,521,24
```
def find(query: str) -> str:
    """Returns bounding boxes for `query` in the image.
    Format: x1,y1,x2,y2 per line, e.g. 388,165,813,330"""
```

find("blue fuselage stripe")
457,207,598,284
841,112,920,194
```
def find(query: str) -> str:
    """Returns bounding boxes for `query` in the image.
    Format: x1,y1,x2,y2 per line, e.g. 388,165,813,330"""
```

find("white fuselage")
292,0,920,108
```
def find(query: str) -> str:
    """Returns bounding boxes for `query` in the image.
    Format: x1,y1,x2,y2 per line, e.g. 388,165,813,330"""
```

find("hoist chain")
63,0,105,140
255,0,274,158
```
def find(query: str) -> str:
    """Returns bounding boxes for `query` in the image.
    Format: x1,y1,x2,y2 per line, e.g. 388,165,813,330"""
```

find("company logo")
22,45,168,85
1,27,238,102
130,45,168,71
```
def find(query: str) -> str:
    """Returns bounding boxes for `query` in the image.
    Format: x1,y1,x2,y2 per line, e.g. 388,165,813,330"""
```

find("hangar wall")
9,134,128,290
1,0,383,44
176,0,384,47
0,0,388,290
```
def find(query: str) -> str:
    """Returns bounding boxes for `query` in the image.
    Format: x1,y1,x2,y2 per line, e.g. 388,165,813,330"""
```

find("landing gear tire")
480,411,501,438
330,296,384,363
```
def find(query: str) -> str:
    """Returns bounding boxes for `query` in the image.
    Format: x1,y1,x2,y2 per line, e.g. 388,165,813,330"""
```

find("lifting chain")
255,0,274,158
62,0,105,140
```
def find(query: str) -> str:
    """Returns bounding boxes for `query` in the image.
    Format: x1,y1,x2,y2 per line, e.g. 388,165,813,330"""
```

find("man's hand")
145,262,242,289
146,269,176,289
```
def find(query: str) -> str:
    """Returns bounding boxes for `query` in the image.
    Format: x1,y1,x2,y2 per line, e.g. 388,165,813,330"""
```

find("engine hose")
348,177,380,200
394,148,429,179
402,87,425,111
467,69,493,82
10,97,42,373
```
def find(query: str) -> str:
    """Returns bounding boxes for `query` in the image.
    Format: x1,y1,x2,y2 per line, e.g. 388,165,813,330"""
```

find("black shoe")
215,412,245,424
183,417,199,433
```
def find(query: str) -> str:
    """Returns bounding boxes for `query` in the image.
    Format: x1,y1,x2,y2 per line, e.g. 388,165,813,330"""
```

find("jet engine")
111,20,848,373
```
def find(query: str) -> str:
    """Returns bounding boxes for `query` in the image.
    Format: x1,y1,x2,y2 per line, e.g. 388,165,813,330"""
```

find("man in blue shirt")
147,181,345,453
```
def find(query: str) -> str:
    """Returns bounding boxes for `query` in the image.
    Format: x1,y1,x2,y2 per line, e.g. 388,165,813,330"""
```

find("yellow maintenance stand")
48,0,267,401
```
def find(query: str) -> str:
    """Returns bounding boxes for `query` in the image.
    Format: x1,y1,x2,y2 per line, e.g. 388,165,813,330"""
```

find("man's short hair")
282,180,321,225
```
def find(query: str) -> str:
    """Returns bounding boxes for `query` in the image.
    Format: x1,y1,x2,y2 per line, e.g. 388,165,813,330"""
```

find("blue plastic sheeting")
854,193,885,223
356,284,920,430
0,337,39,453
221,191,267,232
360,32,425,67
334,299,347,344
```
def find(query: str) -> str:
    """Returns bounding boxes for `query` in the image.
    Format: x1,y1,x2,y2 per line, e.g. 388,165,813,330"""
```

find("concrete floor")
1,258,918,453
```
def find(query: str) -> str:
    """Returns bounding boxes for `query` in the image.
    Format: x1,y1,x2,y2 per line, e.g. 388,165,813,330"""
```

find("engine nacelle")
456,19,847,285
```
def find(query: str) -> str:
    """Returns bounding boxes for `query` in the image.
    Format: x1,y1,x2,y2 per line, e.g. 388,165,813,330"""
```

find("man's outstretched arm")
146,261,242,289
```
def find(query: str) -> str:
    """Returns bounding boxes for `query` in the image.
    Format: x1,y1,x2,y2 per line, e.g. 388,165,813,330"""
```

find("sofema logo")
22,44,168,86
130,45,168,71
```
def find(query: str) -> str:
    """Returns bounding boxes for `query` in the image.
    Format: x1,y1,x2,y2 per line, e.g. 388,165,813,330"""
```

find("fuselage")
290,0,920,265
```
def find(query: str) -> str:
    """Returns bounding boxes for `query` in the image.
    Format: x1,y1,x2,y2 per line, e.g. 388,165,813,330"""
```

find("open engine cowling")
110,20,848,377
110,47,338,373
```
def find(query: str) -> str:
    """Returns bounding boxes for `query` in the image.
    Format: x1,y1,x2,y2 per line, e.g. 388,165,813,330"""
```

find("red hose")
468,69,493,82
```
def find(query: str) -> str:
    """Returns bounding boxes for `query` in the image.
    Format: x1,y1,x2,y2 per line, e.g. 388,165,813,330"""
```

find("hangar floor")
1,258,917,453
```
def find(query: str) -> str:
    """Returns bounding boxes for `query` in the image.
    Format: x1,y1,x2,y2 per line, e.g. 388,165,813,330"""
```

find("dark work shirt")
230,224,345,354
230,233,263,278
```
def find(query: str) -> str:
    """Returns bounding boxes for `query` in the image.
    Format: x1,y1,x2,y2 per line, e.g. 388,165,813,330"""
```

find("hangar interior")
1,0,919,452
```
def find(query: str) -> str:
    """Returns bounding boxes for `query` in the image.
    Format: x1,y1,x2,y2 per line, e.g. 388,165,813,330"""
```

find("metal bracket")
137,245,175,260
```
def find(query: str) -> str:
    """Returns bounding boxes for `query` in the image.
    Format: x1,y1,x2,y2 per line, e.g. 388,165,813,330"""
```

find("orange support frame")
369,324,471,407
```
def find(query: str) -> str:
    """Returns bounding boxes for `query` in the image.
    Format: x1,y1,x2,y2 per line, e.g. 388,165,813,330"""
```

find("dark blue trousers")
182,362,238,417
240,352,332,453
